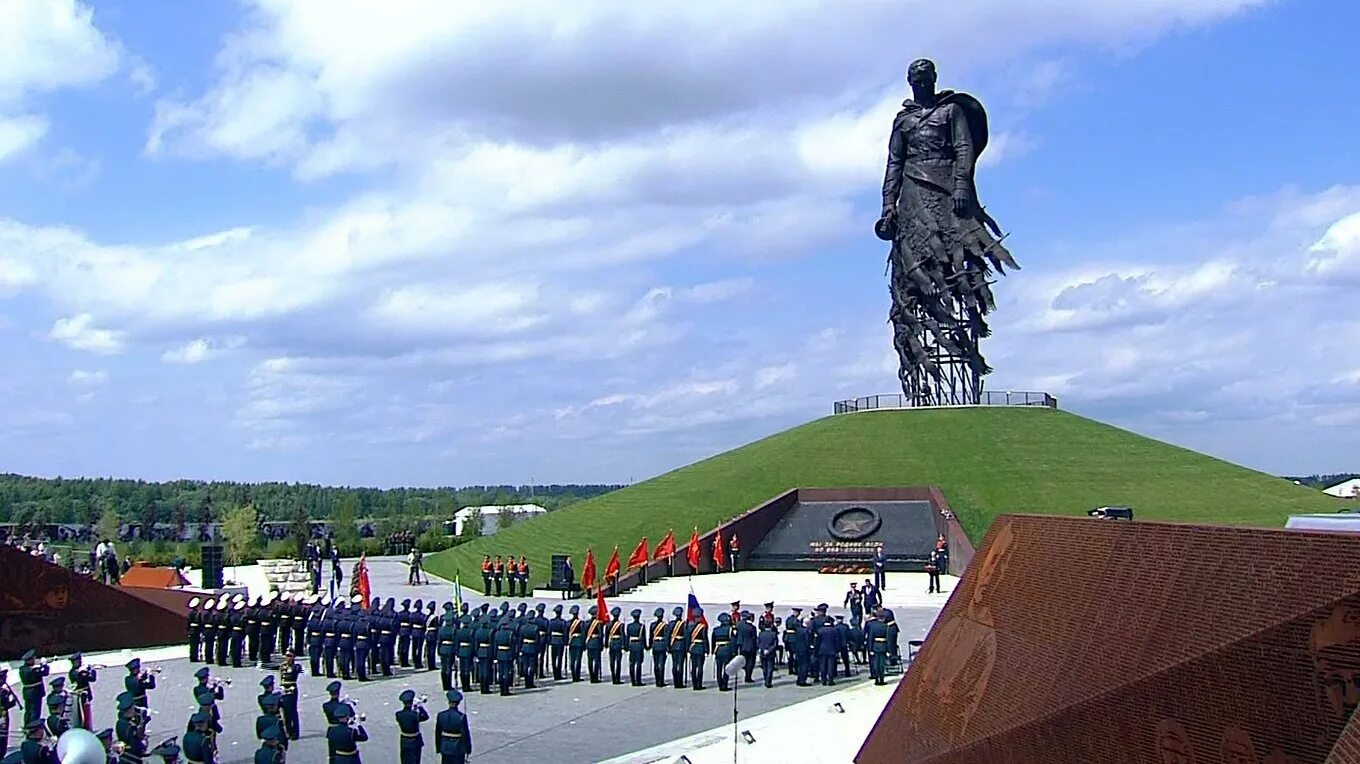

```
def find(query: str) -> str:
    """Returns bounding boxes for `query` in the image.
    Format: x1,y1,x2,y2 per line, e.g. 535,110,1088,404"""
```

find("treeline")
0,474,622,528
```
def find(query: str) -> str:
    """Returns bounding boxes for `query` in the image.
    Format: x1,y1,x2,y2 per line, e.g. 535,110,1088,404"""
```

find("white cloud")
162,337,246,364
754,364,796,391
48,313,126,354
0,114,48,162
67,369,108,387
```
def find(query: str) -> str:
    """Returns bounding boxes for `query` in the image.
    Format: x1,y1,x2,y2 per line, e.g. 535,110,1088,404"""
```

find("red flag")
627,538,649,569
712,531,726,571
355,555,371,608
654,529,676,560
581,548,597,591
686,527,701,570
604,546,621,581
596,586,610,623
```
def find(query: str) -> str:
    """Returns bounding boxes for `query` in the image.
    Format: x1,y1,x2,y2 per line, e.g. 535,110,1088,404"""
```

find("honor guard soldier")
293,595,309,656
1,666,19,757
566,605,586,682
583,606,605,684
492,619,516,696
326,703,367,764
214,598,231,666
473,616,494,695
454,615,475,692
491,556,504,597
547,605,567,680
687,608,709,690
783,607,802,674
424,601,440,672
193,666,225,726
602,607,623,684
257,679,285,751
259,593,279,666
757,620,779,688
396,600,414,667
351,601,371,682
378,599,398,677
883,609,901,666
434,691,472,764
246,596,262,665
68,652,97,729
516,609,540,689
835,615,853,677
321,601,340,678
43,681,69,739
124,658,155,710
20,720,52,764
185,709,217,764
230,599,249,668
516,556,530,597
366,605,383,678
737,611,758,683
115,693,148,763
321,681,343,726
18,650,48,726
712,613,734,692
256,724,286,764
278,651,302,740
667,607,688,689
533,603,551,678
394,690,428,764
337,603,356,680
437,605,457,691
649,607,668,687
199,598,218,665
410,600,427,670
187,597,204,662
865,610,890,685
816,615,840,686
275,593,293,658
625,609,647,686
793,617,813,686
306,598,325,677
480,556,492,595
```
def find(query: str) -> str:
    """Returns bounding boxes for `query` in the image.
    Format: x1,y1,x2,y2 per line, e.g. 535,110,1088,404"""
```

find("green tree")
496,509,519,532
288,502,310,559
332,495,361,555
221,504,260,576
95,507,121,542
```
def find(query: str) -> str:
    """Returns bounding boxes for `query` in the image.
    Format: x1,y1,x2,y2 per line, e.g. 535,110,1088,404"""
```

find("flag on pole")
686,527,701,571
453,573,463,613
686,587,707,626
581,547,597,591
627,537,650,569
596,586,610,623
712,531,726,572
353,554,372,608
654,529,676,560
604,546,621,582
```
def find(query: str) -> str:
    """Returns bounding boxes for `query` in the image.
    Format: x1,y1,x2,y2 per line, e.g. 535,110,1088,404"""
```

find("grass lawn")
424,407,1336,593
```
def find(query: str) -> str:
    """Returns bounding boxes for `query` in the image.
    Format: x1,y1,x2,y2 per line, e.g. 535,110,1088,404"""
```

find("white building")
454,504,547,537
1323,478,1360,499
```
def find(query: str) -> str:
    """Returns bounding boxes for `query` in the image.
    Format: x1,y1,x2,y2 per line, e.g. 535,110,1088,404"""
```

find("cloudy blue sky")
2,0,1359,487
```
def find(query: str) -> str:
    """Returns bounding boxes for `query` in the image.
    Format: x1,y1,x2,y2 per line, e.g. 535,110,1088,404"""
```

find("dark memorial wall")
857,514,1360,764
748,500,937,570
0,545,188,660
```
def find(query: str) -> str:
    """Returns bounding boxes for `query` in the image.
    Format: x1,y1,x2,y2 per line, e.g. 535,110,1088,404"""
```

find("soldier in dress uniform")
816,616,841,687
793,617,813,686
865,610,890,685
711,613,734,692
275,594,293,658
376,599,397,677
516,610,540,689
583,606,605,684
255,690,285,754
434,691,472,764
492,619,516,696
455,615,475,692
834,615,853,677
278,650,302,740
410,599,427,670
326,703,367,764
624,609,647,686
782,607,801,675
18,650,48,727
336,603,356,680
533,603,551,678
184,710,217,764
19,719,52,764
187,597,204,663
606,607,626,685
566,605,586,682
321,601,340,678
1,665,19,758
883,609,901,666
737,611,758,683
115,693,148,764
351,602,371,683
491,556,504,597
394,689,428,764
547,605,567,680
480,556,492,595
255,724,286,764
199,598,218,666
321,681,343,726
648,607,668,688
396,600,414,668
687,608,709,690
467,615,488,695
124,658,155,710
306,597,325,677
424,601,441,672
437,605,457,692
68,652,97,729
214,598,232,666
259,593,278,666
230,600,249,668
192,667,224,732
292,595,309,657
667,606,688,689
757,620,779,688
43,683,69,740
246,596,263,666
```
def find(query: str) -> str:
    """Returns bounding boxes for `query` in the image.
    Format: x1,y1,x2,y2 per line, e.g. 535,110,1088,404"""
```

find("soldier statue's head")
907,58,937,90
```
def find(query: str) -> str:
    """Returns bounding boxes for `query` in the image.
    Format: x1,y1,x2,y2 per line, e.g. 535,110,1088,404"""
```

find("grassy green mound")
424,407,1334,593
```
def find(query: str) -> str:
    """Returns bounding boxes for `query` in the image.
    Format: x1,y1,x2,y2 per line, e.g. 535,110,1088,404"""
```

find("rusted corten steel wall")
0,545,188,660
857,514,1360,764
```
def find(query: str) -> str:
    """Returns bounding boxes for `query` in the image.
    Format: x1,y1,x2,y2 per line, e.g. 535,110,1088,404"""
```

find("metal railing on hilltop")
833,391,1057,414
